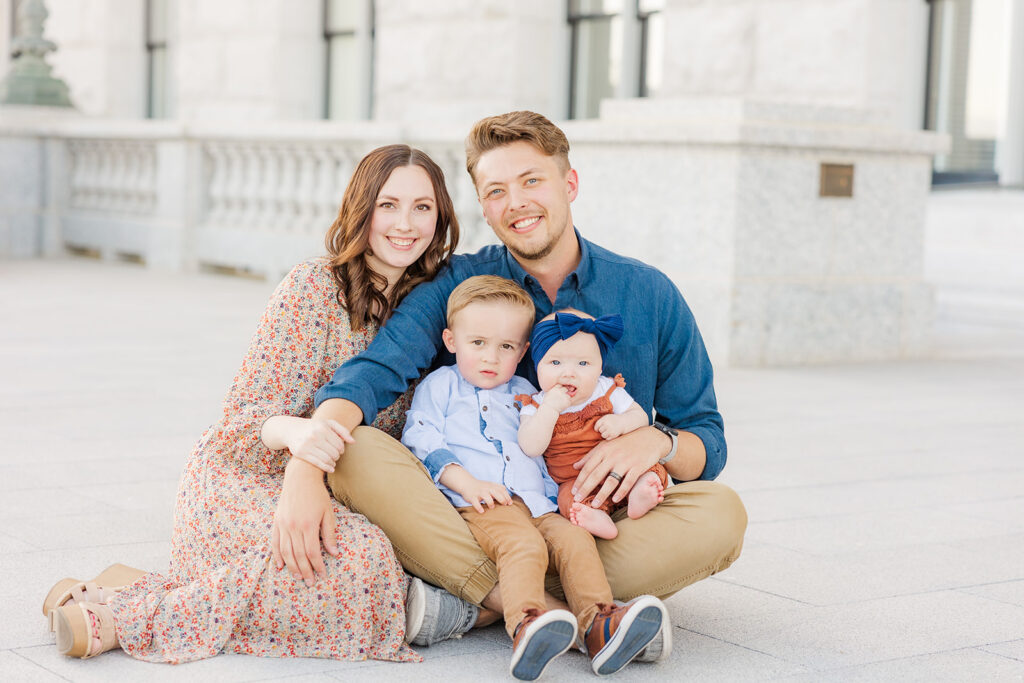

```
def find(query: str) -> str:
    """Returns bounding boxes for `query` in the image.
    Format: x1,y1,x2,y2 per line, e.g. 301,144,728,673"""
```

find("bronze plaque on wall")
820,163,854,197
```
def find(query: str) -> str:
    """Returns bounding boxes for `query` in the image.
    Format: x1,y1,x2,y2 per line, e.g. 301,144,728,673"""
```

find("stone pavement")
2,200,1023,680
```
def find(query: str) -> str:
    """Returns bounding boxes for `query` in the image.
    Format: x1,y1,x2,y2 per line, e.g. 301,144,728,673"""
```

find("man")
283,111,746,654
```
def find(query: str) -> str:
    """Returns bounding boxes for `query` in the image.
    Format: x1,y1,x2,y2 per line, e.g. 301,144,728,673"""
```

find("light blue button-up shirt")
401,365,558,518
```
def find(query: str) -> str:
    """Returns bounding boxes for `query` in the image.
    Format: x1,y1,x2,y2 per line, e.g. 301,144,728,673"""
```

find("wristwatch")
652,422,678,465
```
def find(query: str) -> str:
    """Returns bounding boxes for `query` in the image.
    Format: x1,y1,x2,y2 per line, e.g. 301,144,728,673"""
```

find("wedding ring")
607,471,623,482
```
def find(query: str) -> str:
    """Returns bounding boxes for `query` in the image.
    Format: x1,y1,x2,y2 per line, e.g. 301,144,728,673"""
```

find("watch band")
652,422,678,465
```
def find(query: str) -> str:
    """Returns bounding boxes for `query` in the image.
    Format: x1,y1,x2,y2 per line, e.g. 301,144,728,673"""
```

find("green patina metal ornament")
0,0,74,107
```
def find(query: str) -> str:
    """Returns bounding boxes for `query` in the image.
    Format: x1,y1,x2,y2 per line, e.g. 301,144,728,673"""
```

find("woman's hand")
271,458,338,586
262,415,354,473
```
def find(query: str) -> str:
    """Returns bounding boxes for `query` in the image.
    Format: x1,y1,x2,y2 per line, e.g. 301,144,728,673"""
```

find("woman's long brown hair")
325,144,459,330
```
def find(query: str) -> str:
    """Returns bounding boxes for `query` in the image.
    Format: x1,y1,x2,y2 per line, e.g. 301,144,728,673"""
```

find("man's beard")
505,238,558,262
498,219,560,262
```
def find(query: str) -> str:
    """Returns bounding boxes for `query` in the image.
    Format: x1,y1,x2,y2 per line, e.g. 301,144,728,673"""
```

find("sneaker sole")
592,601,665,676
404,577,426,644
637,616,672,663
510,615,577,681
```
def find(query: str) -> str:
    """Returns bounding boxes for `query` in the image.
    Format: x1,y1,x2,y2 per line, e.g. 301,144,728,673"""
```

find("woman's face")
366,165,438,286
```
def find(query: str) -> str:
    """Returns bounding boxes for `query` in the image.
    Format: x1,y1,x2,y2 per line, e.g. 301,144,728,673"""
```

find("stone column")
997,0,1024,187
374,0,567,124
659,0,931,130
0,132,43,257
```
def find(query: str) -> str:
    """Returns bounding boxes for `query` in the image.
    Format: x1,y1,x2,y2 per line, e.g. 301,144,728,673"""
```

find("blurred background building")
1,0,1021,366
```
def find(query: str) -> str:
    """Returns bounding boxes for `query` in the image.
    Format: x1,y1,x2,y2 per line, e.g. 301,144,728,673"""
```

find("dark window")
568,0,663,119
146,0,170,118
324,0,373,120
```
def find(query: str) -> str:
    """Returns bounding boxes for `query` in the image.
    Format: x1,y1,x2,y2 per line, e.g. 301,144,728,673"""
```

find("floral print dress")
109,259,420,664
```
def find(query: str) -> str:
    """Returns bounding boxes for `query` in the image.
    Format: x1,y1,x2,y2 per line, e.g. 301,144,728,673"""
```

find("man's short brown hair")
446,275,535,328
465,110,571,184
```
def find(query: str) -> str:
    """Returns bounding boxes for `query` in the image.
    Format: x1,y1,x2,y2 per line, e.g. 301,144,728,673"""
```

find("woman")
44,145,472,663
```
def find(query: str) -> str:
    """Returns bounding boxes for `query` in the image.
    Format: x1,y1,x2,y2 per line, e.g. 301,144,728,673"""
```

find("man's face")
473,141,578,262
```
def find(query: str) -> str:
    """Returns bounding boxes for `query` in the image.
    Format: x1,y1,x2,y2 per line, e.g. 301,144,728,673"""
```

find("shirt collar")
501,227,591,294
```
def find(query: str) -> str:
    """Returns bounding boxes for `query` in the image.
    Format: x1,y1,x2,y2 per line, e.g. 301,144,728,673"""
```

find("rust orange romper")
517,374,669,518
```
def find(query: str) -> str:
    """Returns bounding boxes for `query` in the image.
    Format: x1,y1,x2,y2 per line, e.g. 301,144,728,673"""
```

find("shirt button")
482,405,488,411
505,456,510,461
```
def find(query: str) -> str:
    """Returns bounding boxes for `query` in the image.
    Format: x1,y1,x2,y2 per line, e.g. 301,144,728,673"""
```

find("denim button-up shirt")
401,365,558,517
316,230,727,480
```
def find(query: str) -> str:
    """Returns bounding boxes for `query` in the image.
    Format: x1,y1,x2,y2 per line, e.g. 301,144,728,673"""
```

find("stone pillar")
0,105,78,258
374,0,567,125
175,0,323,120
659,0,931,130
147,138,200,270
0,1,12,82
0,133,43,256
998,0,1024,187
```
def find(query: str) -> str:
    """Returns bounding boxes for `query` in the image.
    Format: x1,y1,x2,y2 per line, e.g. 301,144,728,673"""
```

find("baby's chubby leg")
626,471,665,520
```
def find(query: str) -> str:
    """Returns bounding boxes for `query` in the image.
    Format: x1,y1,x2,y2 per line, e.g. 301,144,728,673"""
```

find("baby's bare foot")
627,472,665,519
570,502,618,539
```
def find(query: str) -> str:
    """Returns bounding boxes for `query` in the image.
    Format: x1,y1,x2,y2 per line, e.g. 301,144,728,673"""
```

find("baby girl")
517,310,668,539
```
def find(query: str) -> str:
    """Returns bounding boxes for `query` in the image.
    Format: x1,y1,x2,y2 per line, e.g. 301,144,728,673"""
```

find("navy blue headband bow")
530,312,624,368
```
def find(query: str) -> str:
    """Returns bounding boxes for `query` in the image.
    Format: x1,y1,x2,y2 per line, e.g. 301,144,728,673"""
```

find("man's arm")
312,260,467,425
651,277,726,481
573,273,725,506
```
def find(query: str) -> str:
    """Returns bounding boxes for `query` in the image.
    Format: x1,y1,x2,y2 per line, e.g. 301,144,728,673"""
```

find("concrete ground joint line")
7,647,74,681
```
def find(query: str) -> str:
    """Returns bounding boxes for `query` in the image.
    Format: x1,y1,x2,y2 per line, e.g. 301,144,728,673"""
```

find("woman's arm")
219,261,344,473
220,261,355,583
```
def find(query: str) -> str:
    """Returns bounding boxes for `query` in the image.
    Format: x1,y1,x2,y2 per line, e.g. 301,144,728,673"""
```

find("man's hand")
271,459,338,586
572,426,666,508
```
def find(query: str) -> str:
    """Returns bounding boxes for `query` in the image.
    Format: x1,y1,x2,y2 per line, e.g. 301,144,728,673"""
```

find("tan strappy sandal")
42,563,146,631
53,602,119,659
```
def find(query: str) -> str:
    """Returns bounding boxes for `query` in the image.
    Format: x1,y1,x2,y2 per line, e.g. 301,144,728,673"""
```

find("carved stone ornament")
0,0,74,107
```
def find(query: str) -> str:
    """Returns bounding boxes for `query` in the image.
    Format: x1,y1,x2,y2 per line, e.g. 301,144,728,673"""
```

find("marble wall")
659,0,931,130
374,0,567,125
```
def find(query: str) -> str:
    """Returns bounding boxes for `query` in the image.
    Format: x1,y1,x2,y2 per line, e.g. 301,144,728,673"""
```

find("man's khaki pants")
327,427,748,606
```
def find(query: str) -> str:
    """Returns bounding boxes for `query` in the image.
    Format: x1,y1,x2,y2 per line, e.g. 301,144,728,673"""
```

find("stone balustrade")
0,116,491,278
